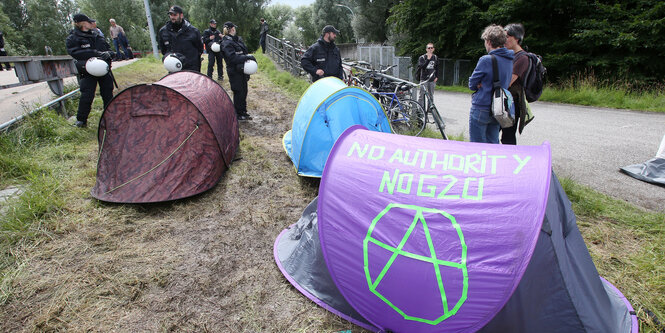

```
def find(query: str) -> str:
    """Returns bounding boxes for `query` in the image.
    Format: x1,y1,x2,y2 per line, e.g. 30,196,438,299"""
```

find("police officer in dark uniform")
202,19,224,80
301,25,343,82
222,22,255,121
66,13,115,128
158,5,203,72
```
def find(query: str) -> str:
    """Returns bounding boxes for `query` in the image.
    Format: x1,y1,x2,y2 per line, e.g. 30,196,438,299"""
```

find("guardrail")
265,35,307,77
0,55,80,130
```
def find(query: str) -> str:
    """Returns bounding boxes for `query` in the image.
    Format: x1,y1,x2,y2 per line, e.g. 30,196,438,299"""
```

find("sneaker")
74,121,87,128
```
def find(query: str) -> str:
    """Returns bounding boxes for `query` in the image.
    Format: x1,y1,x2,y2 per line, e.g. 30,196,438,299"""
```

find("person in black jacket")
301,25,343,82
222,21,255,121
158,5,203,72
202,19,224,80
66,13,115,128
0,31,12,70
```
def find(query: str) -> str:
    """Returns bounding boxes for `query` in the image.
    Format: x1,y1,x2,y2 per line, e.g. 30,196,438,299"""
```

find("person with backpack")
468,24,514,144
416,43,438,108
501,23,529,145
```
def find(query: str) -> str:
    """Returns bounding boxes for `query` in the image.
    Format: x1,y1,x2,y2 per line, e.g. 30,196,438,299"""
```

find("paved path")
433,90,665,212
0,59,138,125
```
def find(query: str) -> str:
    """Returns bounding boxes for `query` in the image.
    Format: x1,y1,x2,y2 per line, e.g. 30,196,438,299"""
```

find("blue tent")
282,77,391,177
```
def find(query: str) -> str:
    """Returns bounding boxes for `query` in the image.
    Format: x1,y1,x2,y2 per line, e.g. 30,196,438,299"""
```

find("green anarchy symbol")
363,203,468,325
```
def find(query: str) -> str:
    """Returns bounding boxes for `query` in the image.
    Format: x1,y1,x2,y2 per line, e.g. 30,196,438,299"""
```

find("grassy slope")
0,56,663,332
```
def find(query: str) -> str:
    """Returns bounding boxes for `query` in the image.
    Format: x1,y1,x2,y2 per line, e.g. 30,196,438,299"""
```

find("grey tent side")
273,173,638,332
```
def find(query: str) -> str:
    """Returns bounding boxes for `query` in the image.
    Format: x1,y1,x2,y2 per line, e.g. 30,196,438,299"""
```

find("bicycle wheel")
429,106,448,140
388,98,426,136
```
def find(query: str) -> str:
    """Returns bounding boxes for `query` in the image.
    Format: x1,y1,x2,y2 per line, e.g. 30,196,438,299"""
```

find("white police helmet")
244,59,258,75
164,54,183,72
85,57,109,77
210,42,221,53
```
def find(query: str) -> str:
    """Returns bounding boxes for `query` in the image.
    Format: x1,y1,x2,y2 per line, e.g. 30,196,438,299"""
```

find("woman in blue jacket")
468,25,514,144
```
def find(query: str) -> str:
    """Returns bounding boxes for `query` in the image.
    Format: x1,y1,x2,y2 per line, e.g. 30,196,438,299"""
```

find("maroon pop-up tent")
91,71,239,203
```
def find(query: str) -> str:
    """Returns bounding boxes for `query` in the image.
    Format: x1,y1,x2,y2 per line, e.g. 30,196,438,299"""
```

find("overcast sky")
269,0,316,7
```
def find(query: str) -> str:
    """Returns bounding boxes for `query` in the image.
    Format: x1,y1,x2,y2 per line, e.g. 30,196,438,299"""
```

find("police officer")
202,19,224,80
301,25,343,82
158,5,203,72
222,22,255,121
66,13,115,128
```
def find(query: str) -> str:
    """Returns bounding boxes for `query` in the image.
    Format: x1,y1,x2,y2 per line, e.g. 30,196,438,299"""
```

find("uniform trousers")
207,51,224,79
228,69,248,115
77,73,114,123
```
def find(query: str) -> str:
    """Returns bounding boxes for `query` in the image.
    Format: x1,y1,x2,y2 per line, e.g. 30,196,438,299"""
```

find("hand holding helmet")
85,57,110,77
243,55,258,75
163,53,183,73
98,51,114,61
210,42,221,53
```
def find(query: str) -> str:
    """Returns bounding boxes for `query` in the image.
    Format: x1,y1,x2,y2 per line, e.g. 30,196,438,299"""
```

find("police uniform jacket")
202,27,223,52
221,34,249,74
301,38,343,82
66,28,111,75
158,19,203,71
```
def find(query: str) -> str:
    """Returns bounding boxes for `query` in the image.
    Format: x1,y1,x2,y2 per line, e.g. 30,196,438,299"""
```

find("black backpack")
518,52,546,102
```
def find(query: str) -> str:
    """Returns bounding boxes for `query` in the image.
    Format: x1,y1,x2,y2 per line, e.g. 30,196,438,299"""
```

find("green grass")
541,84,665,112
436,74,665,112
0,109,91,273
1,57,663,331
0,57,164,283
255,53,310,99
558,178,665,332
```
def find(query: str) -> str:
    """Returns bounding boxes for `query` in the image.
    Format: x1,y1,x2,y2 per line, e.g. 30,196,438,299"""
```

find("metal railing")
265,35,307,77
0,55,80,130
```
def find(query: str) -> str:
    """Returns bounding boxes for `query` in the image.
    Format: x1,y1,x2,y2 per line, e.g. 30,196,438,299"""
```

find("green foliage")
262,4,294,38
21,0,76,55
0,109,91,272
311,0,354,44
293,5,318,46
540,73,665,112
350,0,396,43
387,0,665,85
255,53,309,98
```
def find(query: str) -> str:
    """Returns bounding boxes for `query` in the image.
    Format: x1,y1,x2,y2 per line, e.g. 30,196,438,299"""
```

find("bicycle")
417,73,448,140
352,69,424,136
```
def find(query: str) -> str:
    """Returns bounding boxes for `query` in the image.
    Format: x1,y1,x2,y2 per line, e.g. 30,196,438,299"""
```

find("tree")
294,5,317,46
22,0,76,55
311,0,354,44
262,4,294,39
350,0,396,43
388,0,665,84
0,2,27,55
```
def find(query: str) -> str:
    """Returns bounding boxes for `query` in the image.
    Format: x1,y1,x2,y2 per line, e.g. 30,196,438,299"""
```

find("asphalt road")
0,59,137,125
432,90,665,212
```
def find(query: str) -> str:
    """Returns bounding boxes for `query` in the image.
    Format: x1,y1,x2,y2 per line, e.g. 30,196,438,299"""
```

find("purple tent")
275,126,637,332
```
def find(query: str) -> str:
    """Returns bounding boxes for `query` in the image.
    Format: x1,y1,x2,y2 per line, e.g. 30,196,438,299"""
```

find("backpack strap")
491,55,500,89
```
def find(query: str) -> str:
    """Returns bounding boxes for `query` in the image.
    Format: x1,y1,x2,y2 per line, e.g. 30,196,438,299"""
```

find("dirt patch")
0,74,368,332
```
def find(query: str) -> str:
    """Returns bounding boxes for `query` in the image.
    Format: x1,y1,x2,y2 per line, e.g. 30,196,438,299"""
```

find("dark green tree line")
388,0,665,85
